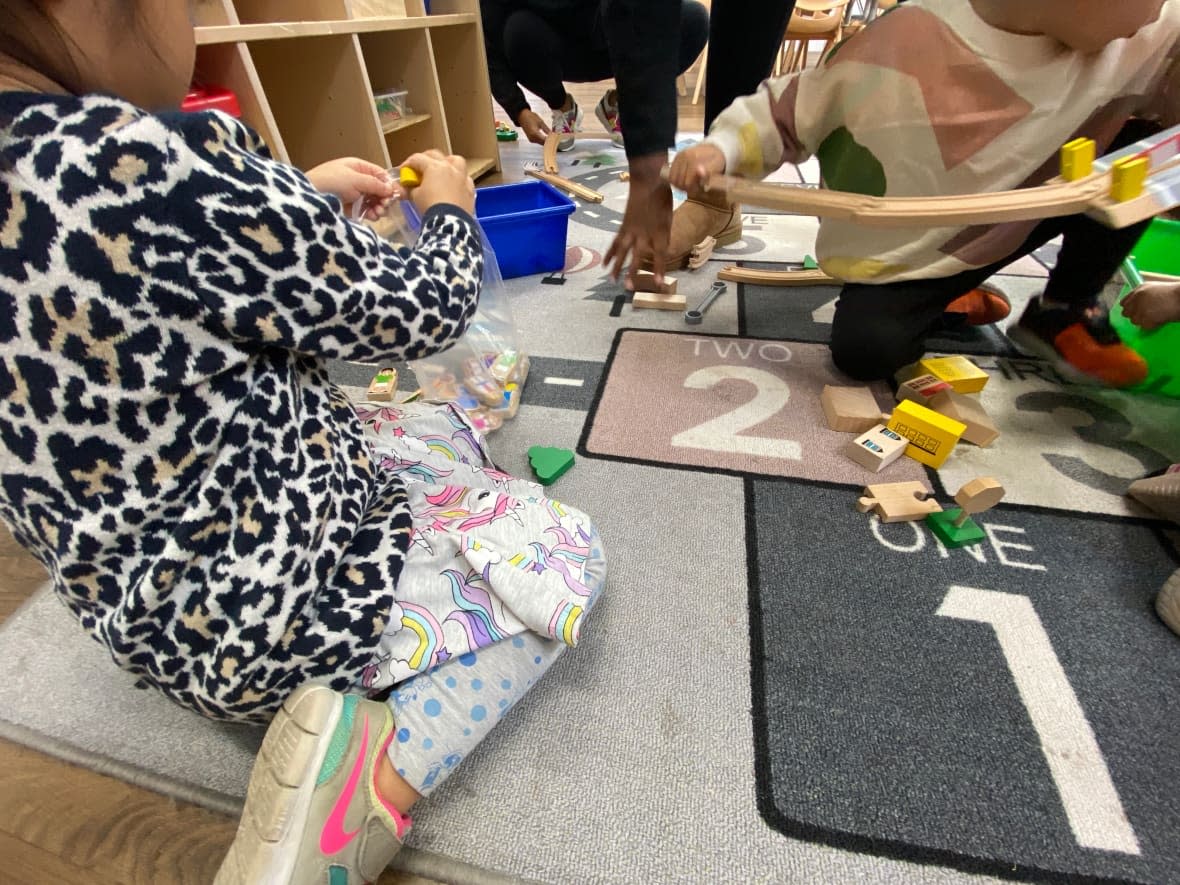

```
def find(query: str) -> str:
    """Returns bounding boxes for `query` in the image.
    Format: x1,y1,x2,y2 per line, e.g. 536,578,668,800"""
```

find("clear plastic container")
373,89,409,126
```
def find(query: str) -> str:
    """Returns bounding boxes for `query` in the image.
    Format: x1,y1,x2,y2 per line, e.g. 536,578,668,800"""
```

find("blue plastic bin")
402,179,575,279
474,181,576,279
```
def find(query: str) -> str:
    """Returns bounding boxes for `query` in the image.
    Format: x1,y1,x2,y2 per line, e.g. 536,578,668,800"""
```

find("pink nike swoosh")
319,713,370,855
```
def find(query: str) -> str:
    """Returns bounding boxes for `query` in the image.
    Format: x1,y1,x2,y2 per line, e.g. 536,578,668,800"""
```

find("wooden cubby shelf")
191,0,500,179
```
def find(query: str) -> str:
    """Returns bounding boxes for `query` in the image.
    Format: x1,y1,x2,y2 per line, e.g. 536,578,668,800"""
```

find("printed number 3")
671,366,802,460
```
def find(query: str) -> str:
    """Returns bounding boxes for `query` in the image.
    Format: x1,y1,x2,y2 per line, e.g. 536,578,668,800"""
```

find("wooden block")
895,373,952,404
633,290,687,310
366,367,397,401
886,399,966,468
633,270,677,294
928,389,999,447
856,481,943,523
821,385,889,433
918,355,988,393
844,424,907,472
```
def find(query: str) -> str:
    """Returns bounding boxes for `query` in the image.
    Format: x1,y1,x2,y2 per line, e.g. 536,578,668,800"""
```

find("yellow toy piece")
1110,156,1148,202
1060,137,1095,182
886,399,966,468
399,166,421,188
918,355,988,394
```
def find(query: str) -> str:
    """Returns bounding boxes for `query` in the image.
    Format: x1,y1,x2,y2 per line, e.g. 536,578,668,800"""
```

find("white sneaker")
551,99,581,151
594,91,624,147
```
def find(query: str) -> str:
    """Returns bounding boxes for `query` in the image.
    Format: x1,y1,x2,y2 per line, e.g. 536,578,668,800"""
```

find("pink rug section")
585,330,927,485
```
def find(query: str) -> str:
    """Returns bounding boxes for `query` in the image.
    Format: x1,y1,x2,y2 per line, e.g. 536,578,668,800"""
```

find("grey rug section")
751,479,1180,882
0,405,1000,884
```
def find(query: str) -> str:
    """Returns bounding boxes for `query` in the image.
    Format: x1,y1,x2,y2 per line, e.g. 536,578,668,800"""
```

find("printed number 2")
670,366,802,460
938,586,1140,855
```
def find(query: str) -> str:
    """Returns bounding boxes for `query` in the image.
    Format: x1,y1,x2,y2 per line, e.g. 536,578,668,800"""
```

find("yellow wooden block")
886,399,966,468
1110,156,1148,202
918,355,988,394
1060,137,1095,181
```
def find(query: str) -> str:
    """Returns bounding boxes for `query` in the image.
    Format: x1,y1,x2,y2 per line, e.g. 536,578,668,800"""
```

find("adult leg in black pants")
500,1,708,149
829,211,1153,385
666,0,798,265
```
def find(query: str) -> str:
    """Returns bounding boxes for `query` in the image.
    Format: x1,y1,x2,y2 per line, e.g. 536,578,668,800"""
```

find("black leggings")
503,1,710,110
705,1,798,130
829,120,1161,381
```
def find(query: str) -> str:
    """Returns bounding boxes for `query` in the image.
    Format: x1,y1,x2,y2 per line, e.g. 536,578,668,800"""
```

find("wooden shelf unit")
191,0,500,177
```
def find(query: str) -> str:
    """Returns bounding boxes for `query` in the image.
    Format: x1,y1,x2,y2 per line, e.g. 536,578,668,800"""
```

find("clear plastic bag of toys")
353,178,528,433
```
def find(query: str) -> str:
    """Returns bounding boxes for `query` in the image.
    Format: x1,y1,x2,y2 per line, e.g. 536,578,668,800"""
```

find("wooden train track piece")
543,131,561,174
716,266,839,286
524,163,604,203
687,235,716,270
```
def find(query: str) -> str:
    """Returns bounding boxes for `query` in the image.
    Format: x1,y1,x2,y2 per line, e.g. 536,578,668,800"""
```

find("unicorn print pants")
351,400,607,796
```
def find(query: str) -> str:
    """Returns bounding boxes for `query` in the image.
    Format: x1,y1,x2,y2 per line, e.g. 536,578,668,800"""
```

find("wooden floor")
0,81,706,885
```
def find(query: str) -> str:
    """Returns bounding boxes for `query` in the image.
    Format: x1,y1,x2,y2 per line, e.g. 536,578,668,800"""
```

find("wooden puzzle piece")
856,481,943,523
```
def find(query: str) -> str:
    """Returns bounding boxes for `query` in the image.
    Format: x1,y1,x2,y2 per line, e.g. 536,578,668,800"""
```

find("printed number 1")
670,366,802,460
937,586,1140,855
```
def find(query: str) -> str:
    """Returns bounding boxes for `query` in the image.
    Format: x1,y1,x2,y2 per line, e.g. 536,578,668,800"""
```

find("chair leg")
691,45,708,105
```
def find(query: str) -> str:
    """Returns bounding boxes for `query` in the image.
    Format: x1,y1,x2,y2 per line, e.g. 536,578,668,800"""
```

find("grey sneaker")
551,98,581,151
594,91,624,147
214,684,408,885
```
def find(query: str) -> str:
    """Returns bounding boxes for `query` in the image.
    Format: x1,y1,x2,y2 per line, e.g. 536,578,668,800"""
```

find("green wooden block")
528,446,575,485
803,254,819,269
926,509,986,548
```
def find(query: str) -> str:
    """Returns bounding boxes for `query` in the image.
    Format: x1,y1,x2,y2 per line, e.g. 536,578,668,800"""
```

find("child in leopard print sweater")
0,2,606,882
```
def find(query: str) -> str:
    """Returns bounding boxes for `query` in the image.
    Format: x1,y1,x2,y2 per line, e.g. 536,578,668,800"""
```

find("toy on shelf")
373,88,410,127
918,355,988,394
821,385,889,433
844,424,907,472
495,120,519,141
857,481,943,523
528,446,575,485
694,124,1180,231
886,399,966,468
367,367,397,402
928,389,999,447
926,477,1005,548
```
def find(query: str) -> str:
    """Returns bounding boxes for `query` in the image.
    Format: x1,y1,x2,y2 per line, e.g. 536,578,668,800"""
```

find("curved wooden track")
543,132,560,173
716,266,839,286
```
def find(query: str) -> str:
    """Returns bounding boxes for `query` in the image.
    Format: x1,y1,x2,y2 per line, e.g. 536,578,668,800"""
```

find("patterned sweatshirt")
705,0,1180,283
0,93,482,722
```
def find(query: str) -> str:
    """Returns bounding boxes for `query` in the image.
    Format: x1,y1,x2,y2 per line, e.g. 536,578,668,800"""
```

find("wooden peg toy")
918,355,988,394
928,389,999,447
821,385,890,433
844,424,907,472
367,367,397,401
857,481,943,523
926,477,1005,547
886,399,966,468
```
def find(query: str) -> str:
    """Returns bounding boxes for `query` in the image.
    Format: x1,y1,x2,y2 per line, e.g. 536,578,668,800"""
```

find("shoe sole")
1004,324,1101,387
214,685,343,885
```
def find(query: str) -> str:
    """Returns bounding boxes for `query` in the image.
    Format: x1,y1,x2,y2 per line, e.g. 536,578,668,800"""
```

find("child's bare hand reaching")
307,157,396,207
399,150,476,217
1122,281,1180,332
668,143,727,192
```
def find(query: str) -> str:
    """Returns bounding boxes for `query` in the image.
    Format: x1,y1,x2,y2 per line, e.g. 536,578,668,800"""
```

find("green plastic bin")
1112,218,1180,398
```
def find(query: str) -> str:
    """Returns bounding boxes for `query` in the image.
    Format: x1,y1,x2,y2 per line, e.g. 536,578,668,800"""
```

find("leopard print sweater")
0,93,483,722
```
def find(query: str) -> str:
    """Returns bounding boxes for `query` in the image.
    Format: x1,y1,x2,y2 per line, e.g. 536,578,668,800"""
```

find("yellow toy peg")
1059,137,1095,181
399,166,421,188
1110,156,1148,202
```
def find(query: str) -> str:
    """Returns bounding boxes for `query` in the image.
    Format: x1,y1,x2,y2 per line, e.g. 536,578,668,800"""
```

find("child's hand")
399,150,476,217
668,144,726,192
306,157,396,207
1121,281,1180,332
516,109,551,146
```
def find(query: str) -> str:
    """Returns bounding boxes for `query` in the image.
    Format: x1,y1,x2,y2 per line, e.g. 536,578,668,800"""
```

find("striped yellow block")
918,355,989,393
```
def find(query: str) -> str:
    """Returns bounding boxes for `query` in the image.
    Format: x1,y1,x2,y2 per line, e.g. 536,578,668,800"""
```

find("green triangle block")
926,509,986,548
802,255,819,269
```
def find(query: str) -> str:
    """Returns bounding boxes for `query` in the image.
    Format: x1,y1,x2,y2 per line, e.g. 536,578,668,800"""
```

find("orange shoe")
945,284,1011,326
1007,296,1148,388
